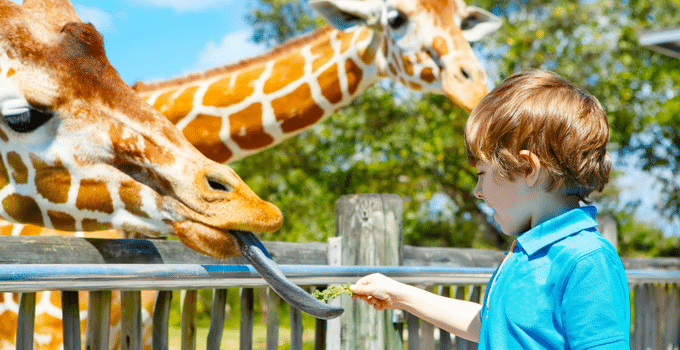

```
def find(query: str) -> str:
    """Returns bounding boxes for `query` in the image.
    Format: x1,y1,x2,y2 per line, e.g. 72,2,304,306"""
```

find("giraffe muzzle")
234,230,344,320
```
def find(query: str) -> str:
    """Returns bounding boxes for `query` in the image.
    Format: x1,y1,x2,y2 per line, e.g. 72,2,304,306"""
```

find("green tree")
237,0,680,256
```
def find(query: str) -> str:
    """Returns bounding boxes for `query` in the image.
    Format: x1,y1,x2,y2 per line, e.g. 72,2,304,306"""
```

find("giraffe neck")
135,26,384,163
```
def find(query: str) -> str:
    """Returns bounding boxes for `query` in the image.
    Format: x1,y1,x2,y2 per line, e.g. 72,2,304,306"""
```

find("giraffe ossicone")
0,1,341,348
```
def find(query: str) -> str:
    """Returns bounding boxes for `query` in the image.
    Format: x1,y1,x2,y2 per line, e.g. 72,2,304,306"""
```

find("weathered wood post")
596,214,618,251
335,194,404,350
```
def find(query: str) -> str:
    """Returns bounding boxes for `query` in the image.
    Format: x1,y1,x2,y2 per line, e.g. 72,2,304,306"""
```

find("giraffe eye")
387,10,407,30
1,103,53,133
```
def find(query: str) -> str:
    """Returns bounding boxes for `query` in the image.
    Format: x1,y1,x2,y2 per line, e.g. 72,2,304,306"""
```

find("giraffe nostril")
460,67,471,80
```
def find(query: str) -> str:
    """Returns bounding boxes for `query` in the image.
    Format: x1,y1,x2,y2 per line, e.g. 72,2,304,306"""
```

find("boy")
350,70,630,349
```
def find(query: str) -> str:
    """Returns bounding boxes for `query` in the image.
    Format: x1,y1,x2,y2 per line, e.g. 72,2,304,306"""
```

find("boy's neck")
531,193,581,229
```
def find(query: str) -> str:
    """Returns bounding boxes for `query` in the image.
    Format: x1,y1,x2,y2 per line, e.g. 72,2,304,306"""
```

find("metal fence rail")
3,264,680,290
2,264,680,350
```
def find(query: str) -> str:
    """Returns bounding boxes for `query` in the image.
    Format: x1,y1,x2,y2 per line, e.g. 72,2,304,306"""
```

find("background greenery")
228,0,680,257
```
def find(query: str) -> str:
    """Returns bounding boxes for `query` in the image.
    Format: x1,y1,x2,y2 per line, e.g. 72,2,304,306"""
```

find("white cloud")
75,5,115,33
131,0,238,12
188,29,266,73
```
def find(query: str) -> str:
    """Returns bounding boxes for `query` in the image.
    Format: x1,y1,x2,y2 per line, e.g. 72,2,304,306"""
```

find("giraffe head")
311,0,501,111
0,0,340,319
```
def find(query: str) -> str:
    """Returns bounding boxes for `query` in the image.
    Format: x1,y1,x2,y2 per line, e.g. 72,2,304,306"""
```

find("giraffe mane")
132,25,336,93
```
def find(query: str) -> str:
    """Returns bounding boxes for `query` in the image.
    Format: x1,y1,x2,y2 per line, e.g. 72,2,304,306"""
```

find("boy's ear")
519,150,541,187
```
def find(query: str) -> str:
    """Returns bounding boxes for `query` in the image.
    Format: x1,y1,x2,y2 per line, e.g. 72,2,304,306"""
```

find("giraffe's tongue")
234,230,344,320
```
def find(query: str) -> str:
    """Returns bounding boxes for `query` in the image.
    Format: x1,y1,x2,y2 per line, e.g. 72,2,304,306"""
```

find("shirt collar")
516,206,599,256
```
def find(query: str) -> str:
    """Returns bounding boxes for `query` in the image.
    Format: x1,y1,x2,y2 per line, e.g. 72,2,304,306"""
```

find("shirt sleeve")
560,248,630,350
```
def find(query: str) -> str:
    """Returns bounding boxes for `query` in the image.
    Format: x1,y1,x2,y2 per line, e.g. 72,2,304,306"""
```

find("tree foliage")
238,0,680,256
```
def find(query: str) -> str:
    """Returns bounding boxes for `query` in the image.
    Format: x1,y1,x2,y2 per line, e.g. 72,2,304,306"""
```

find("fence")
1,193,680,349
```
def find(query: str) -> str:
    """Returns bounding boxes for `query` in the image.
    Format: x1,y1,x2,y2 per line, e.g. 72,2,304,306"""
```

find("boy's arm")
351,273,483,342
561,250,630,349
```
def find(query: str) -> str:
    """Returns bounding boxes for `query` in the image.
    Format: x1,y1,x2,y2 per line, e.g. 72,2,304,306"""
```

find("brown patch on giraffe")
151,91,174,112
3,194,44,227
345,59,363,95
337,30,354,53
422,0,454,27
272,84,324,133
409,82,422,90
48,210,77,231
183,114,234,163
0,155,9,189
0,127,7,142
6,152,27,184
388,63,398,77
0,223,13,236
82,218,113,231
204,66,265,107
264,53,307,95
119,181,150,219
357,28,371,44
162,85,199,124
76,179,114,214
32,156,71,204
311,38,333,72
318,64,343,104
432,36,449,56
421,67,436,84
6,68,15,77
229,104,275,150
402,56,414,76
109,122,175,167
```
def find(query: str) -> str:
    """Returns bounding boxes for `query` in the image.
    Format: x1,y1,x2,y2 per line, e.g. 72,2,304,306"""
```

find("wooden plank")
314,316,326,350
266,288,280,350
326,237,342,350
337,194,404,350
454,286,475,350
16,292,36,350
665,284,680,349
290,305,303,350
121,291,143,350
420,286,435,350
62,291,81,350
4,235,680,271
207,289,227,350
86,291,111,350
633,284,654,350
240,288,254,350
438,286,452,350
152,291,172,350
181,290,197,350
407,312,420,350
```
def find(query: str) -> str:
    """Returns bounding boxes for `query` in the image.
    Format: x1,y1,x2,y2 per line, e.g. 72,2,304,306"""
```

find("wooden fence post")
597,214,618,252
336,193,404,350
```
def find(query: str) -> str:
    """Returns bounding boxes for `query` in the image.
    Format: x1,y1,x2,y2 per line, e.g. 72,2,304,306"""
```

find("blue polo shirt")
478,206,630,349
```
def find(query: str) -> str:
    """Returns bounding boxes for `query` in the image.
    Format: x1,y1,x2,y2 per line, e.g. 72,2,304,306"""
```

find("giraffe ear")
310,0,384,31
460,6,502,42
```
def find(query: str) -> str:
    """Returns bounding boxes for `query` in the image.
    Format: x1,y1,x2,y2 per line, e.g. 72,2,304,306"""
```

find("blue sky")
15,0,269,85
8,0,678,237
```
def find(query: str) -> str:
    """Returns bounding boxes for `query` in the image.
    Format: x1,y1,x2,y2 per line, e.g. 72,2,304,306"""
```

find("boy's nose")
473,183,484,199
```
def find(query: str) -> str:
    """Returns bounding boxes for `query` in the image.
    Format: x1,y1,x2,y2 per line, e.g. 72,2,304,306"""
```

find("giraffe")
0,1,340,349
132,0,502,163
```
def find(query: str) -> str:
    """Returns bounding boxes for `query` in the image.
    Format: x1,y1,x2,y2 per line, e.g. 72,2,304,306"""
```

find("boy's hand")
350,273,406,311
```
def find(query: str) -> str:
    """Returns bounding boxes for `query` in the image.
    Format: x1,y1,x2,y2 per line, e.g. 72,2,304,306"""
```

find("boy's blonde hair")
465,69,611,201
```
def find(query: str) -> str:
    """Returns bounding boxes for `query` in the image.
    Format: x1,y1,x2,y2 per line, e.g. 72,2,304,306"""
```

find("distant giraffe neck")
135,26,384,163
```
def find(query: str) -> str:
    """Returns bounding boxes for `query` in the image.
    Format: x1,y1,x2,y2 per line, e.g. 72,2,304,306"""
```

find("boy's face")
473,161,534,236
